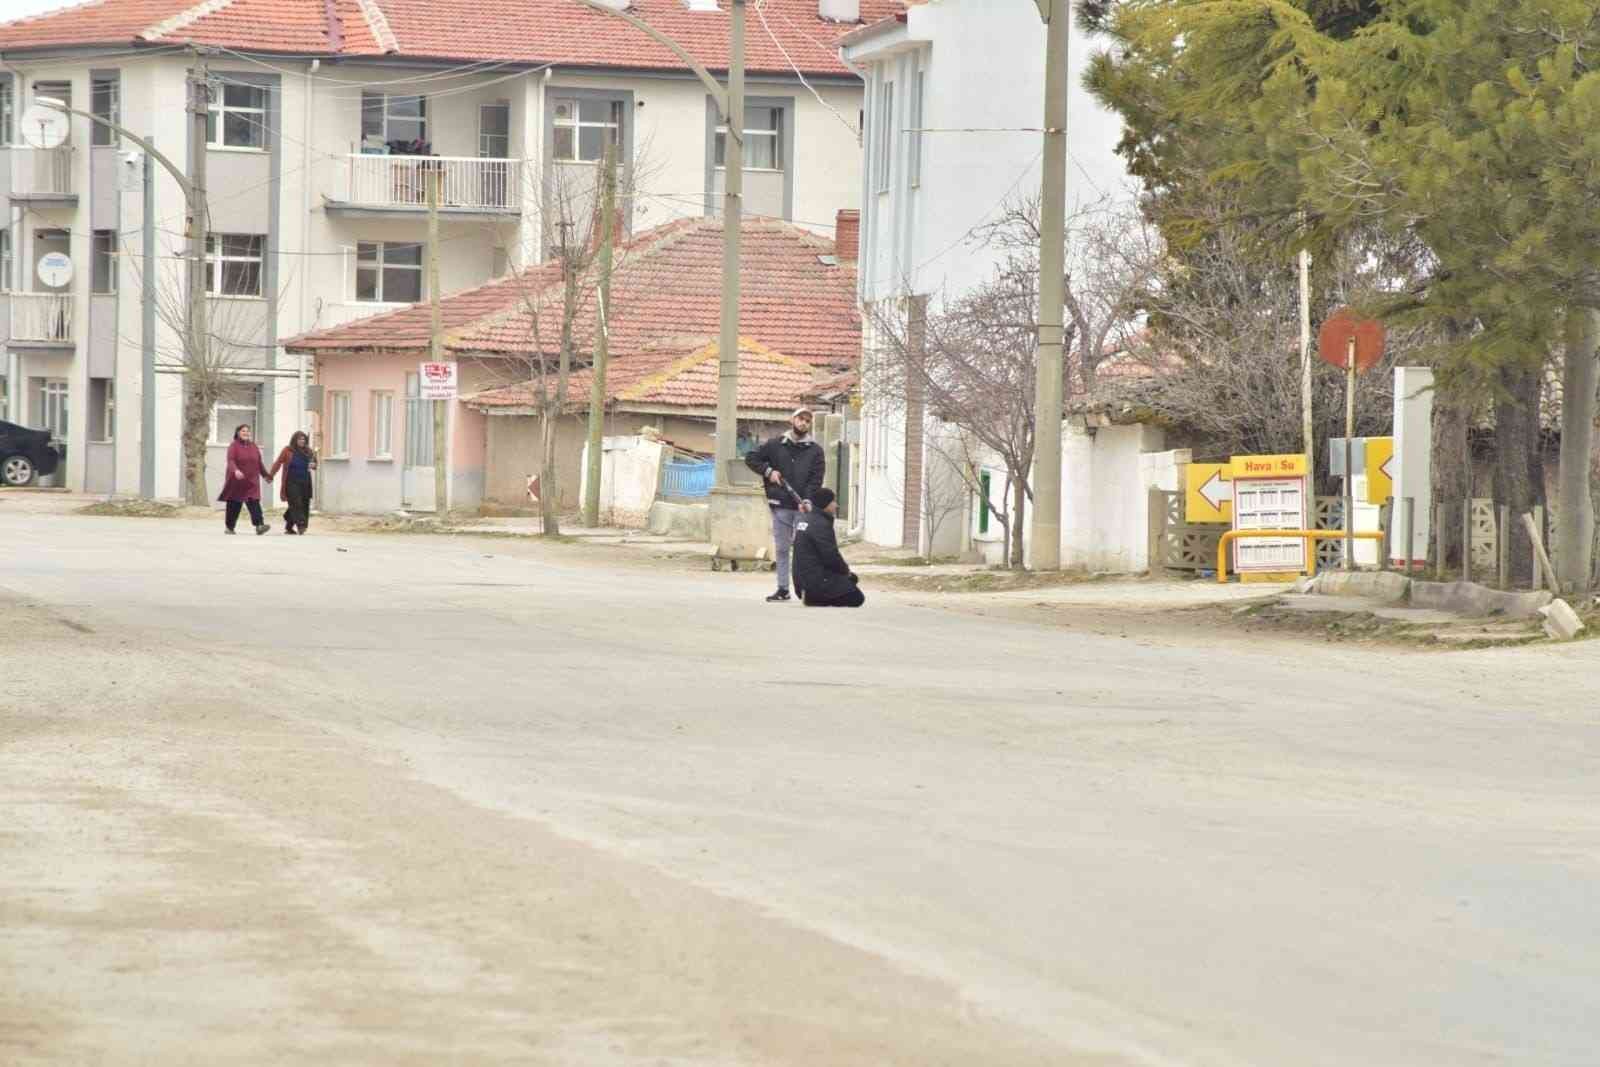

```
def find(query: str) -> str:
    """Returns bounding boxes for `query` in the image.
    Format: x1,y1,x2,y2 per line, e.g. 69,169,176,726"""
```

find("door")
402,371,436,510
478,102,511,209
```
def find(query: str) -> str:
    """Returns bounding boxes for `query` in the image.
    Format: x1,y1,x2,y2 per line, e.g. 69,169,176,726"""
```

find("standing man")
793,488,865,607
744,407,825,602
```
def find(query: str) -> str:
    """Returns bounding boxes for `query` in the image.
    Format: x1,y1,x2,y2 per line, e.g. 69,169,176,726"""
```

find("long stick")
1522,512,1560,593
1344,338,1356,568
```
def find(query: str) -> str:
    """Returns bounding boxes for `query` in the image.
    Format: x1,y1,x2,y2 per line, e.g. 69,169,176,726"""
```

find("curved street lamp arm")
34,98,195,198
569,0,738,131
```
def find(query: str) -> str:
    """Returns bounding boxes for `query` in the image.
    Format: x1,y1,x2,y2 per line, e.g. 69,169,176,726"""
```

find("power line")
751,0,860,145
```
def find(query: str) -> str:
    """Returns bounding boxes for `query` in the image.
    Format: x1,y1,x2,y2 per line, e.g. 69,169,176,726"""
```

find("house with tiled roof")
0,0,889,500
283,215,859,513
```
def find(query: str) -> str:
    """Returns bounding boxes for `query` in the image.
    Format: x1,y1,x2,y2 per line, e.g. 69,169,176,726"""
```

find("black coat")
744,432,825,508
793,509,855,602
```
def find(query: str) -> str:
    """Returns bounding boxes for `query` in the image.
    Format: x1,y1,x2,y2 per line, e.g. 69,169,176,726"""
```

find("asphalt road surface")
3,505,1597,1066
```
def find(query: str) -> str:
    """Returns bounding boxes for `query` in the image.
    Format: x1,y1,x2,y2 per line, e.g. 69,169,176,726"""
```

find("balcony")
10,292,75,345
330,155,524,216
9,147,76,201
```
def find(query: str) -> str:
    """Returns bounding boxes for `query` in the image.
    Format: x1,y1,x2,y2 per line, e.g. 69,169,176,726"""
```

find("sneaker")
224,528,236,535
255,524,270,536
766,589,791,602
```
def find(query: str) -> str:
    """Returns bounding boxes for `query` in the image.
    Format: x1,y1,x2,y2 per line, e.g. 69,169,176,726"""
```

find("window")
42,379,69,440
207,82,267,149
371,391,394,459
362,92,427,147
210,384,259,445
874,81,894,193
205,234,264,297
328,391,352,457
91,76,119,146
716,105,784,171
356,242,423,303
89,378,114,441
909,70,924,188
92,230,117,294
552,97,622,163
978,469,991,535
0,80,14,146
33,81,71,114
0,229,11,292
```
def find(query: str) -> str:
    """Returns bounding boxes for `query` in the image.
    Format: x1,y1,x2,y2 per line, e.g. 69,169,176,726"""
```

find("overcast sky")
0,0,64,21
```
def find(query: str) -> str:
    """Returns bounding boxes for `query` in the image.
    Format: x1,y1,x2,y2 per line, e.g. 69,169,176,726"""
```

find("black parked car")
0,420,60,487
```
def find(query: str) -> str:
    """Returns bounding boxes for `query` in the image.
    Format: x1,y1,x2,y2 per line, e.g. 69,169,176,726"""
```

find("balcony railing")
10,292,74,343
10,146,75,197
340,155,523,213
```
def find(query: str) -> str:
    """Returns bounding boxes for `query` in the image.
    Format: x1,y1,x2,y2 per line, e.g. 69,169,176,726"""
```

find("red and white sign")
419,361,457,400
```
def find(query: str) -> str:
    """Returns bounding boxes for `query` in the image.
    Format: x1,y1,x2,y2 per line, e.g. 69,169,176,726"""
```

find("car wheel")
2,454,36,487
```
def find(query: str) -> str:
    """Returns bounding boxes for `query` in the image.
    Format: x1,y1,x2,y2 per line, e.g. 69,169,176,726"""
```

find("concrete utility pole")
584,143,618,528
572,0,744,486
1030,0,1069,571
1299,244,1314,463
187,54,212,505
428,168,447,515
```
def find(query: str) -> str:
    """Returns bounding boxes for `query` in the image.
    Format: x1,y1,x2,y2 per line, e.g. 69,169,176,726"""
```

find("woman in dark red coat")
217,424,273,535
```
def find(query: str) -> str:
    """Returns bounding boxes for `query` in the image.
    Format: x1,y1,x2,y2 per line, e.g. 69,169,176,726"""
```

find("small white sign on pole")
419,361,458,400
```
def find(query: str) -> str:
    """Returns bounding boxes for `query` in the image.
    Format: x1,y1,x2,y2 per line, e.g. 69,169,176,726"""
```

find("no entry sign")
419,361,457,400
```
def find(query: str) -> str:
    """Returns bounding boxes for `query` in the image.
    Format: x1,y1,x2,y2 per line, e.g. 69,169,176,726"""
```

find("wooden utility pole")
1030,0,1069,570
428,167,447,515
584,144,618,528
1299,244,1314,462
186,54,212,504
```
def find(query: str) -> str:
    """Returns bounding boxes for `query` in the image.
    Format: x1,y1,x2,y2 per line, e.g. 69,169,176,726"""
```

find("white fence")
10,147,75,197
10,292,74,343
342,155,523,212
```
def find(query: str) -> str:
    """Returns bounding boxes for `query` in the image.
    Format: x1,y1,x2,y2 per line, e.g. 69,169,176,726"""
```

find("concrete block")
1290,575,1321,595
1538,599,1585,641
708,485,773,562
1409,580,1553,620
647,500,710,540
1314,570,1410,603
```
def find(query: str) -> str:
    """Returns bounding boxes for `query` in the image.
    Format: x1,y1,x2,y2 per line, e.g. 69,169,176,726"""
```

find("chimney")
818,0,860,23
834,209,860,264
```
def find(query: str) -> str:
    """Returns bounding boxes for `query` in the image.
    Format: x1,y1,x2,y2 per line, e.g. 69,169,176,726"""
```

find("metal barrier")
661,459,715,499
1216,529,1385,583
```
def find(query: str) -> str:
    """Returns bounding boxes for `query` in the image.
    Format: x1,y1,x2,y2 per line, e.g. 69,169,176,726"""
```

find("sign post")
1319,309,1386,570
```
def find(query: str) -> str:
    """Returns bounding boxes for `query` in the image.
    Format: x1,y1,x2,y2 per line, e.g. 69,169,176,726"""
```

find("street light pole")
1031,0,1069,570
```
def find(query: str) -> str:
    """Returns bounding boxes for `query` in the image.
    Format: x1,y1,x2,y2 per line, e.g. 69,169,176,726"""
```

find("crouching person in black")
792,489,865,608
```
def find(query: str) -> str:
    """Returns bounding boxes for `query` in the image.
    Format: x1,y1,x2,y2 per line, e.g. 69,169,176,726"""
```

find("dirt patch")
76,500,190,519
1205,598,1550,650
865,569,1113,595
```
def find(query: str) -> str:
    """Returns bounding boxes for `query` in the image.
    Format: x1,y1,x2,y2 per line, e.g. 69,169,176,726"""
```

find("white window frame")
205,234,265,297
89,377,115,443
92,230,117,294
362,91,428,148
909,69,925,188
328,390,352,458
551,97,623,164
355,241,424,304
716,105,784,172
0,80,13,146
370,390,394,460
207,82,267,150
875,81,895,193
42,379,69,440
209,384,260,445
0,229,11,292
91,76,119,147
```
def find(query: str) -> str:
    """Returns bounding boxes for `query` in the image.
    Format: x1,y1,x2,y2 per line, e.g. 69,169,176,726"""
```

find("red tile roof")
0,0,900,76
285,216,861,370
466,336,825,415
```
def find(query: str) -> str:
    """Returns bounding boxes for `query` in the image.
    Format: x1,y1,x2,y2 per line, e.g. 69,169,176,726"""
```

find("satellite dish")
21,102,69,149
37,252,74,289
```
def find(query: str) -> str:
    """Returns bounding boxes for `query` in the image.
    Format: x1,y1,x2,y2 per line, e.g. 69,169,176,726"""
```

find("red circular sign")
1318,309,1386,374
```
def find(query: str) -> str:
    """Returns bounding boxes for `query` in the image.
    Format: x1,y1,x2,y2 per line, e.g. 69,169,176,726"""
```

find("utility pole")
141,141,156,498
584,143,618,528
1030,0,1069,570
714,0,746,486
186,53,212,506
428,166,447,516
1299,243,1313,463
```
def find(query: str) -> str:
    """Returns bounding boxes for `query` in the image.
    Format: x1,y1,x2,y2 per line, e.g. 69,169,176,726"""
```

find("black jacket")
744,432,825,509
793,509,855,602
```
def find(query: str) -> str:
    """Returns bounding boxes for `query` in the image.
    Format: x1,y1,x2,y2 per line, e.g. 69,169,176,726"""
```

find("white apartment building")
0,0,893,499
841,0,1128,556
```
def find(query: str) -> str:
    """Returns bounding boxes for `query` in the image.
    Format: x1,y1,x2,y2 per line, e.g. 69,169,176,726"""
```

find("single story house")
284,215,860,513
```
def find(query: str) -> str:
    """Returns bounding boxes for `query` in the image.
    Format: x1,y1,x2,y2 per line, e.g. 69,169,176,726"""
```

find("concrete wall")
578,434,669,528
1392,366,1434,566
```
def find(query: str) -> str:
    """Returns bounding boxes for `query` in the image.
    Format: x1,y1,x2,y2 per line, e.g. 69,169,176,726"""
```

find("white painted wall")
1392,366,1433,566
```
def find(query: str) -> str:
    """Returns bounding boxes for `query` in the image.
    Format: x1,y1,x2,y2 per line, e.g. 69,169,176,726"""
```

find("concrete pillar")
1392,365,1433,567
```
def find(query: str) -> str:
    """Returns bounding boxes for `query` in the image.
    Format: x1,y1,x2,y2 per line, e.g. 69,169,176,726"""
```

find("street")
3,504,1598,1066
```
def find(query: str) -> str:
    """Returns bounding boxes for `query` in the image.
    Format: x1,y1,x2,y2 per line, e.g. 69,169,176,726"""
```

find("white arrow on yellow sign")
1185,462,1234,523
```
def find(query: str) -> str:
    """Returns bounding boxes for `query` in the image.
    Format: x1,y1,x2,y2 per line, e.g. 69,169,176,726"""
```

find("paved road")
3,505,1597,1066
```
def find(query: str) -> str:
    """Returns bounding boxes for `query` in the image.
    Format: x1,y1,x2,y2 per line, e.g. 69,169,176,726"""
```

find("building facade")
0,0,891,499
